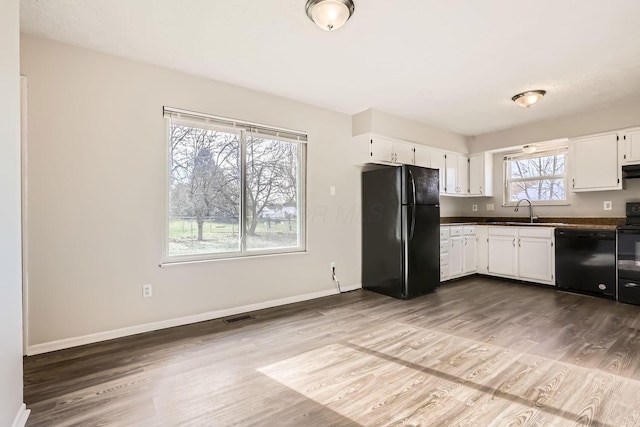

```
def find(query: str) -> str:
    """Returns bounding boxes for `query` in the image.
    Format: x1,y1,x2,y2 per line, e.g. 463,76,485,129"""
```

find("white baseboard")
27,285,362,356
12,404,29,427
339,283,362,292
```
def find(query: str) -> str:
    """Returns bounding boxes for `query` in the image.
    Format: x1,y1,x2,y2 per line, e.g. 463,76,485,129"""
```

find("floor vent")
223,314,254,325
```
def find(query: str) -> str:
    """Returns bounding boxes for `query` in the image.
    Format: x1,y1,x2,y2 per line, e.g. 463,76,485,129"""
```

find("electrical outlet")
604,201,612,211
472,204,478,212
486,203,494,211
142,284,152,298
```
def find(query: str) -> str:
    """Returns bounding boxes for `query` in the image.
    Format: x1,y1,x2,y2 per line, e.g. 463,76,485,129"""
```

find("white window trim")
161,109,307,265
502,148,569,207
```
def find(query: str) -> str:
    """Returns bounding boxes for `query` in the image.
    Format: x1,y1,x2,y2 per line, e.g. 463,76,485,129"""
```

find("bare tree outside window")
246,135,300,250
168,125,241,256
506,152,567,203
167,120,304,259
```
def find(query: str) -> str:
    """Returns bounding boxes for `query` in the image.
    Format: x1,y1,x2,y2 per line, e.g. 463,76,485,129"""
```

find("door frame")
21,75,29,355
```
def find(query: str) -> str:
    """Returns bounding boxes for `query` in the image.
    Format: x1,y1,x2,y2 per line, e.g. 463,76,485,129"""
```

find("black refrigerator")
362,165,440,299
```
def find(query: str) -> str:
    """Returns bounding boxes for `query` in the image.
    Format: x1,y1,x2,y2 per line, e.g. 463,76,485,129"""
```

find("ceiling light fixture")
306,0,355,31
512,90,546,108
522,145,537,154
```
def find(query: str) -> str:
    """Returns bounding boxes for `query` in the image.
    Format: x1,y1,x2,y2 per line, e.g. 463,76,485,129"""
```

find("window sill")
502,202,570,207
160,248,308,267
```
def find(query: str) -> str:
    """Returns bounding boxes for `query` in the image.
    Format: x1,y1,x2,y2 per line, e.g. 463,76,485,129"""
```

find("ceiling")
19,0,640,136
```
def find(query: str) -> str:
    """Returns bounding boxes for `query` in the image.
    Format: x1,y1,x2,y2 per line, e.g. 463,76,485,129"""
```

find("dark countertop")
441,217,622,231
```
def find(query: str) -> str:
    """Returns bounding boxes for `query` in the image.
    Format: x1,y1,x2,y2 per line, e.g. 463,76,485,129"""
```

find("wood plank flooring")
23,276,640,426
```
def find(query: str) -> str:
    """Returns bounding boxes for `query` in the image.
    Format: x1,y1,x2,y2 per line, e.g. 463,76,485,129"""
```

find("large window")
504,149,567,204
164,108,306,262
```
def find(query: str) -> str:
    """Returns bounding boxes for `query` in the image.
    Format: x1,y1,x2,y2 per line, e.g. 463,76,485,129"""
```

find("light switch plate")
604,201,612,211
486,203,494,211
472,204,478,212
330,186,336,196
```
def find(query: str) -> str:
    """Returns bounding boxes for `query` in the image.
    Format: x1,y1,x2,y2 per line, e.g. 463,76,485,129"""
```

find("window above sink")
503,148,569,206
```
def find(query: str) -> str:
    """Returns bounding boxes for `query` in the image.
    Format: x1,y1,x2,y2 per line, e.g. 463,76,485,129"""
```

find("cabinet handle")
451,240,454,247
572,178,575,188
625,283,640,288
518,238,521,247
479,185,483,194
512,238,516,247
464,237,468,246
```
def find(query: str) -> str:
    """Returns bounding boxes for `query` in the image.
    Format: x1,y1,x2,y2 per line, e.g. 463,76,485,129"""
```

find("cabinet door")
463,235,477,273
430,149,446,194
457,155,469,194
624,128,640,164
370,136,395,163
571,133,621,191
440,239,450,282
469,153,494,197
394,142,415,165
518,237,553,284
450,235,464,276
476,226,489,274
414,145,431,168
488,235,517,277
445,153,458,195
468,154,483,195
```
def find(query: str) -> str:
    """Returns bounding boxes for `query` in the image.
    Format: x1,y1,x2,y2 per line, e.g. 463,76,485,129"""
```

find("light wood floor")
24,276,640,426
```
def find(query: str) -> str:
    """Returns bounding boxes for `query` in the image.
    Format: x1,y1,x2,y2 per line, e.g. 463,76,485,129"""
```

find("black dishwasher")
554,229,616,298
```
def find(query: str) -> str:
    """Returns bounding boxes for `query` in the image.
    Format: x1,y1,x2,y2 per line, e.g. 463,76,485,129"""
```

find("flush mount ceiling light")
306,0,355,31
512,90,547,108
522,145,537,154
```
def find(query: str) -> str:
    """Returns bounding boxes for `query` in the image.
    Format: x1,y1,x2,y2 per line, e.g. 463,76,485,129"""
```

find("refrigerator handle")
409,169,417,206
409,205,416,240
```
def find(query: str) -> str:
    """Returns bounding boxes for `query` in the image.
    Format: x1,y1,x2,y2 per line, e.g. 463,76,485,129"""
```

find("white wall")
0,0,25,424
470,99,640,154
458,101,640,218
21,35,361,349
353,108,469,153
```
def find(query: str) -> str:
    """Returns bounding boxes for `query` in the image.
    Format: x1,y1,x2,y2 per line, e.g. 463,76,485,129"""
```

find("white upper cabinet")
444,152,469,195
394,140,415,165
352,134,415,165
413,144,431,168
353,133,482,198
570,132,622,192
458,155,469,195
430,148,446,194
468,153,493,197
622,127,640,165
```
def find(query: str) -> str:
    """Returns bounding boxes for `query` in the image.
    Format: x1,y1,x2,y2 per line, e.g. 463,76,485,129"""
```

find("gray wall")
22,35,361,349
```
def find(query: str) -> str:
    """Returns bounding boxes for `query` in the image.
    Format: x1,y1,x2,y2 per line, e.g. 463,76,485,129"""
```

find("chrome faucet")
514,198,538,223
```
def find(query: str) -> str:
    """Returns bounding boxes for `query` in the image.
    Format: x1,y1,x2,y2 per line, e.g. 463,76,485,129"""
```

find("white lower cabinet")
487,226,555,286
440,227,450,281
463,228,477,274
488,228,518,277
440,225,476,281
450,229,464,277
476,225,489,273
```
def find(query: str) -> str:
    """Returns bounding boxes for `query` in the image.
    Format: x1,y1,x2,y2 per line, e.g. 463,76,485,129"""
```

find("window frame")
162,109,307,265
502,148,569,207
